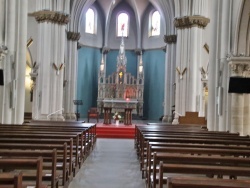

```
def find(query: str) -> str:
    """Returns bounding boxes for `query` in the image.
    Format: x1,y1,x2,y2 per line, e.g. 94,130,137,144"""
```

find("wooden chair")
87,107,99,123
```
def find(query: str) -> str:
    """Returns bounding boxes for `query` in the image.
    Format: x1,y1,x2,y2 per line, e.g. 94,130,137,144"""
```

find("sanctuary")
97,31,144,117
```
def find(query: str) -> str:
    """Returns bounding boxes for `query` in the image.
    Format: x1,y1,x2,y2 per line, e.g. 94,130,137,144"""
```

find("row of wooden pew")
135,123,250,188
0,121,96,188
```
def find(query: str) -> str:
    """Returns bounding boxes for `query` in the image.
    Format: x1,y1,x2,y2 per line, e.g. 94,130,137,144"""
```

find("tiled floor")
68,138,146,188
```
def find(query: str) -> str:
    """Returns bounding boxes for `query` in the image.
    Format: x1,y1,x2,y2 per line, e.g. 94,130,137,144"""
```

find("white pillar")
3,0,16,124
0,0,6,123
64,31,79,120
228,58,250,135
217,0,232,131
0,0,4,43
174,19,209,118
14,0,28,124
207,0,219,131
32,3,69,121
163,35,176,123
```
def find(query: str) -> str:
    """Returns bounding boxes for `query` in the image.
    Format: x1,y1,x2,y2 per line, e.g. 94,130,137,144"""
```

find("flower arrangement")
113,112,121,121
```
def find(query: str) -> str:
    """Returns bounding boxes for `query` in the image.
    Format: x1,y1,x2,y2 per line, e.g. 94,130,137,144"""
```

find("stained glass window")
117,13,129,37
151,11,160,36
85,8,95,34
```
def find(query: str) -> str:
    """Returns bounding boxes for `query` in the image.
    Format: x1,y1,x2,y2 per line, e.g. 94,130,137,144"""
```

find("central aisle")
69,138,145,188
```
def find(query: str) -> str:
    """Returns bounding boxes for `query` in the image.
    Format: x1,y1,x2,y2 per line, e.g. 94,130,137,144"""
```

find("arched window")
117,13,129,37
85,8,95,34
150,11,160,36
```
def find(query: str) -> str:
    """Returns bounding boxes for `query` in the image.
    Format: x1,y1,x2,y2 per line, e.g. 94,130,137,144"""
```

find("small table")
103,107,112,125
124,108,133,125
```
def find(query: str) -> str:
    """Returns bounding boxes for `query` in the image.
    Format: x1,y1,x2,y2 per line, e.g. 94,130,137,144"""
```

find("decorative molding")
30,10,69,25
67,32,80,41
0,45,8,61
52,63,64,75
174,16,210,29
203,43,209,54
229,63,250,77
176,67,187,80
164,35,177,44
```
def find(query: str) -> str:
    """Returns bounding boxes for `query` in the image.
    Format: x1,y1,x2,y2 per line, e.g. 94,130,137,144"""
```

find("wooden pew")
165,176,250,188
149,152,250,188
0,149,59,188
139,136,250,177
0,157,47,188
0,142,70,185
20,122,96,157
0,172,22,188
0,137,73,185
0,131,81,172
134,124,240,160
24,122,97,147
0,125,87,162
158,162,250,188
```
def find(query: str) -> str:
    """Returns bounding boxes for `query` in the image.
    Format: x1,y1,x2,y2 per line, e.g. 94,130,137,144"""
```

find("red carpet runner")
96,123,135,138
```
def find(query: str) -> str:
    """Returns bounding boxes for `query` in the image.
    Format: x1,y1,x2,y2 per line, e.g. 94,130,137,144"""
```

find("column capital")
174,15,210,29
228,57,250,77
30,10,69,25
0,45,8,62
67,31,81,41
164,35,177,44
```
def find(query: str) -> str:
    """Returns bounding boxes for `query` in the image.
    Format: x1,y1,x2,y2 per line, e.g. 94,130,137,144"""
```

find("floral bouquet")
113,112,121,121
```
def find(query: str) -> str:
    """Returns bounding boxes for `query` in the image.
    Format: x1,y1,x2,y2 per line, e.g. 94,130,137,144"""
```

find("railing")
47,108,64,120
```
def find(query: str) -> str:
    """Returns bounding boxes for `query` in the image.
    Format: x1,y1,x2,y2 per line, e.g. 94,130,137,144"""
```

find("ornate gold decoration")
174,16,210,29
164,35,177,44
67,32,81,41
30,10,69,25
176,67,187,80
203,43,209,53
53,63,64,75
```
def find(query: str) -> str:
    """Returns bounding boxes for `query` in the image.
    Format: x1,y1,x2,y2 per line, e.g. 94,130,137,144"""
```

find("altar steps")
96,124,135,139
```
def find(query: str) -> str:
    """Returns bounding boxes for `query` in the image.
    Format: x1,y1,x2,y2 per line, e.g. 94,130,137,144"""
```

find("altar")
97,29,144,123
101,99,138,113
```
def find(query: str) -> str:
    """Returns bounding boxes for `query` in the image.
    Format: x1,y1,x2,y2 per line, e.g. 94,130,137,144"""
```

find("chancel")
97,27,144,118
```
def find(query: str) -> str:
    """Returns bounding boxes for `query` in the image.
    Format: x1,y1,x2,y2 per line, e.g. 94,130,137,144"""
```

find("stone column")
3,0,16,124
0,0,4,43
14,0,28,124
173,15,210,122
162,35,176,123
217,0,232,131
135,49,144,117
0,0,6,123
31,9,69,121
64,31,80,120
207,0,220,131
228,57,250,135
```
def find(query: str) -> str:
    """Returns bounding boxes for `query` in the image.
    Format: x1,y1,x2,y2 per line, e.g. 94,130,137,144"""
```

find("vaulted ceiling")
69,0,175,33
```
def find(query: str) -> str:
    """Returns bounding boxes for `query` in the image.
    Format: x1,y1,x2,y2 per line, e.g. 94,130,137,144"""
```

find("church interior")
0,0,250,187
